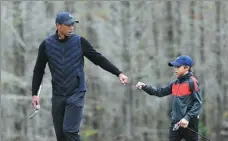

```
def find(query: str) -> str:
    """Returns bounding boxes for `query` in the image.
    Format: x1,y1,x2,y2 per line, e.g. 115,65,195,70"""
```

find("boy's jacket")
142,72,202,123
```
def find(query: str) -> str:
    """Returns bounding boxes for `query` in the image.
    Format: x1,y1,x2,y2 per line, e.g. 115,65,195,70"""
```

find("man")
32,11,128,141
136,55,202,141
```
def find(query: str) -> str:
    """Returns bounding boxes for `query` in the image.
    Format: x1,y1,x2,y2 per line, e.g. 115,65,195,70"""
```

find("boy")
136,55,202,141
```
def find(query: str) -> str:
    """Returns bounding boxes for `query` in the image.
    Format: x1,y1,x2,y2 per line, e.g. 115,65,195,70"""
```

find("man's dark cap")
55,11,79,25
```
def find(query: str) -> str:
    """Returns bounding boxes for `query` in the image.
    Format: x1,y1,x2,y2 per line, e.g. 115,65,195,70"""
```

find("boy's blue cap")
55,11,79,25
168,55,194,67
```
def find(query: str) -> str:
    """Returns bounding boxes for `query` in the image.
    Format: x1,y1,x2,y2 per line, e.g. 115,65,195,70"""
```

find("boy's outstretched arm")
136,82,172,97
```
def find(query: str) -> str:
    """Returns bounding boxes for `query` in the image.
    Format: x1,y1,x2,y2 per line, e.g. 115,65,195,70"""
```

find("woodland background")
1,1,228,141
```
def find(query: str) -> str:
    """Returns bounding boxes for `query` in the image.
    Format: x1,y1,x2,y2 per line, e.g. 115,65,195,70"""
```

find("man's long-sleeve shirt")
32,36,121,96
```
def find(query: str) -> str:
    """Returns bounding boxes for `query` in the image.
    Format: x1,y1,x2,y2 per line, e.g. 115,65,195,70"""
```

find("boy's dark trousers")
51,92,85,141
169,117,199,141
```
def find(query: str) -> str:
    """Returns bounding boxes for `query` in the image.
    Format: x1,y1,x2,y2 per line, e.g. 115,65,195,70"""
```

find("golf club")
29,84,42,119
173,123,212,141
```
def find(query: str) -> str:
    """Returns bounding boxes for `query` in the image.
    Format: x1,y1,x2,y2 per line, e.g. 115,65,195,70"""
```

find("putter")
173,123,212,141
29,84,42,119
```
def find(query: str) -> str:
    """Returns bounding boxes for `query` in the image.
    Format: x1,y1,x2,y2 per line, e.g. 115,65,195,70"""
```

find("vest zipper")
62,45,66,94
63,46,65,63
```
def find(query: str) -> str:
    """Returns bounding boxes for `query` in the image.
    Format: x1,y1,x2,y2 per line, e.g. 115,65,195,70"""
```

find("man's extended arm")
81,37,122,76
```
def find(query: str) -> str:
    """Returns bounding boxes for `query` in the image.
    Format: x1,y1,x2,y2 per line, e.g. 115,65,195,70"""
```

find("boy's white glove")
136,81,146,89
179,118,189,128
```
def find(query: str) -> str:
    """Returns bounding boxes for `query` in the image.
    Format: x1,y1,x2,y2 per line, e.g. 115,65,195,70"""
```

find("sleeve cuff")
184,115,190,121
142,85,148,89
117,71,122,77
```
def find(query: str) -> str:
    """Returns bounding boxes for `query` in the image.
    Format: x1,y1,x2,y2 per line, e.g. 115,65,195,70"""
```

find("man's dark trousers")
169,117,199,141
51,91,85,141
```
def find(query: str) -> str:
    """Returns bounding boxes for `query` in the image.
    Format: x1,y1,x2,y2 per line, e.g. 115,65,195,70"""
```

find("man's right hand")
136,81,146,89
32,95,40,110
119,73,128,85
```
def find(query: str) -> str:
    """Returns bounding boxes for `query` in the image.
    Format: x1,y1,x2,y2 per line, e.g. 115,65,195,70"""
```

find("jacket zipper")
177,82,180,96
175,81,181,120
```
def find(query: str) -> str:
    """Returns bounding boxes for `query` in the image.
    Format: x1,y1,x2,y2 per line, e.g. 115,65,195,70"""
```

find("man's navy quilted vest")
45,33,86,96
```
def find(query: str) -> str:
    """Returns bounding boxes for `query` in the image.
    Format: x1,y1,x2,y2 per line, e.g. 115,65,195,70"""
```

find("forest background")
1,1,228,141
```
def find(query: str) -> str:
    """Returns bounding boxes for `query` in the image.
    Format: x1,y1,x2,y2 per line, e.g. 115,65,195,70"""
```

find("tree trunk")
121,1,134,139
215,2,223,141
12,1,27,137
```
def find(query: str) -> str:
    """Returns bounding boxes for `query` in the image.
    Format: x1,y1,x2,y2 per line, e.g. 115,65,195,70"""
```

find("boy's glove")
136,81,146,89
173,118,189,131
179,118,189,128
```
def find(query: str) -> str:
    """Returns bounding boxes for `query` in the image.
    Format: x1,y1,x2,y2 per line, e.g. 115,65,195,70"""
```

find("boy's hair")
184,66,192,72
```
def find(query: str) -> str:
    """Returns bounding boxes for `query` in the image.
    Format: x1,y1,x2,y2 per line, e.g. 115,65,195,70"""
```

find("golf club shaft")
37,84,42,97
187,127,211,141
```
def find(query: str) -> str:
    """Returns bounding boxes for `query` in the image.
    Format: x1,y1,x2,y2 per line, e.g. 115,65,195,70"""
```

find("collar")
55,30,69,42
177,72,193,81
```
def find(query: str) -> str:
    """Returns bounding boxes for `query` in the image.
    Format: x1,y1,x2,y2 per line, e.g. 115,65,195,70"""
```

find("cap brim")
63,19,79,25
168,61,182,67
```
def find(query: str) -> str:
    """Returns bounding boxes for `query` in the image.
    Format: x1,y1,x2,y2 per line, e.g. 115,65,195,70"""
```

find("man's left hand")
119,73,128,85
179,118,189,128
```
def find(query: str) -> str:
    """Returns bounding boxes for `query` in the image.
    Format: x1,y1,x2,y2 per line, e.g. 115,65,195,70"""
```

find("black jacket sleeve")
32,41,48,96
141,83,172,97
184,78,203,121
81,37,121,76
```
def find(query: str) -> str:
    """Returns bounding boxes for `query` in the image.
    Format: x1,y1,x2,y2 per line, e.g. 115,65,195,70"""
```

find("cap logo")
69,14,72,18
